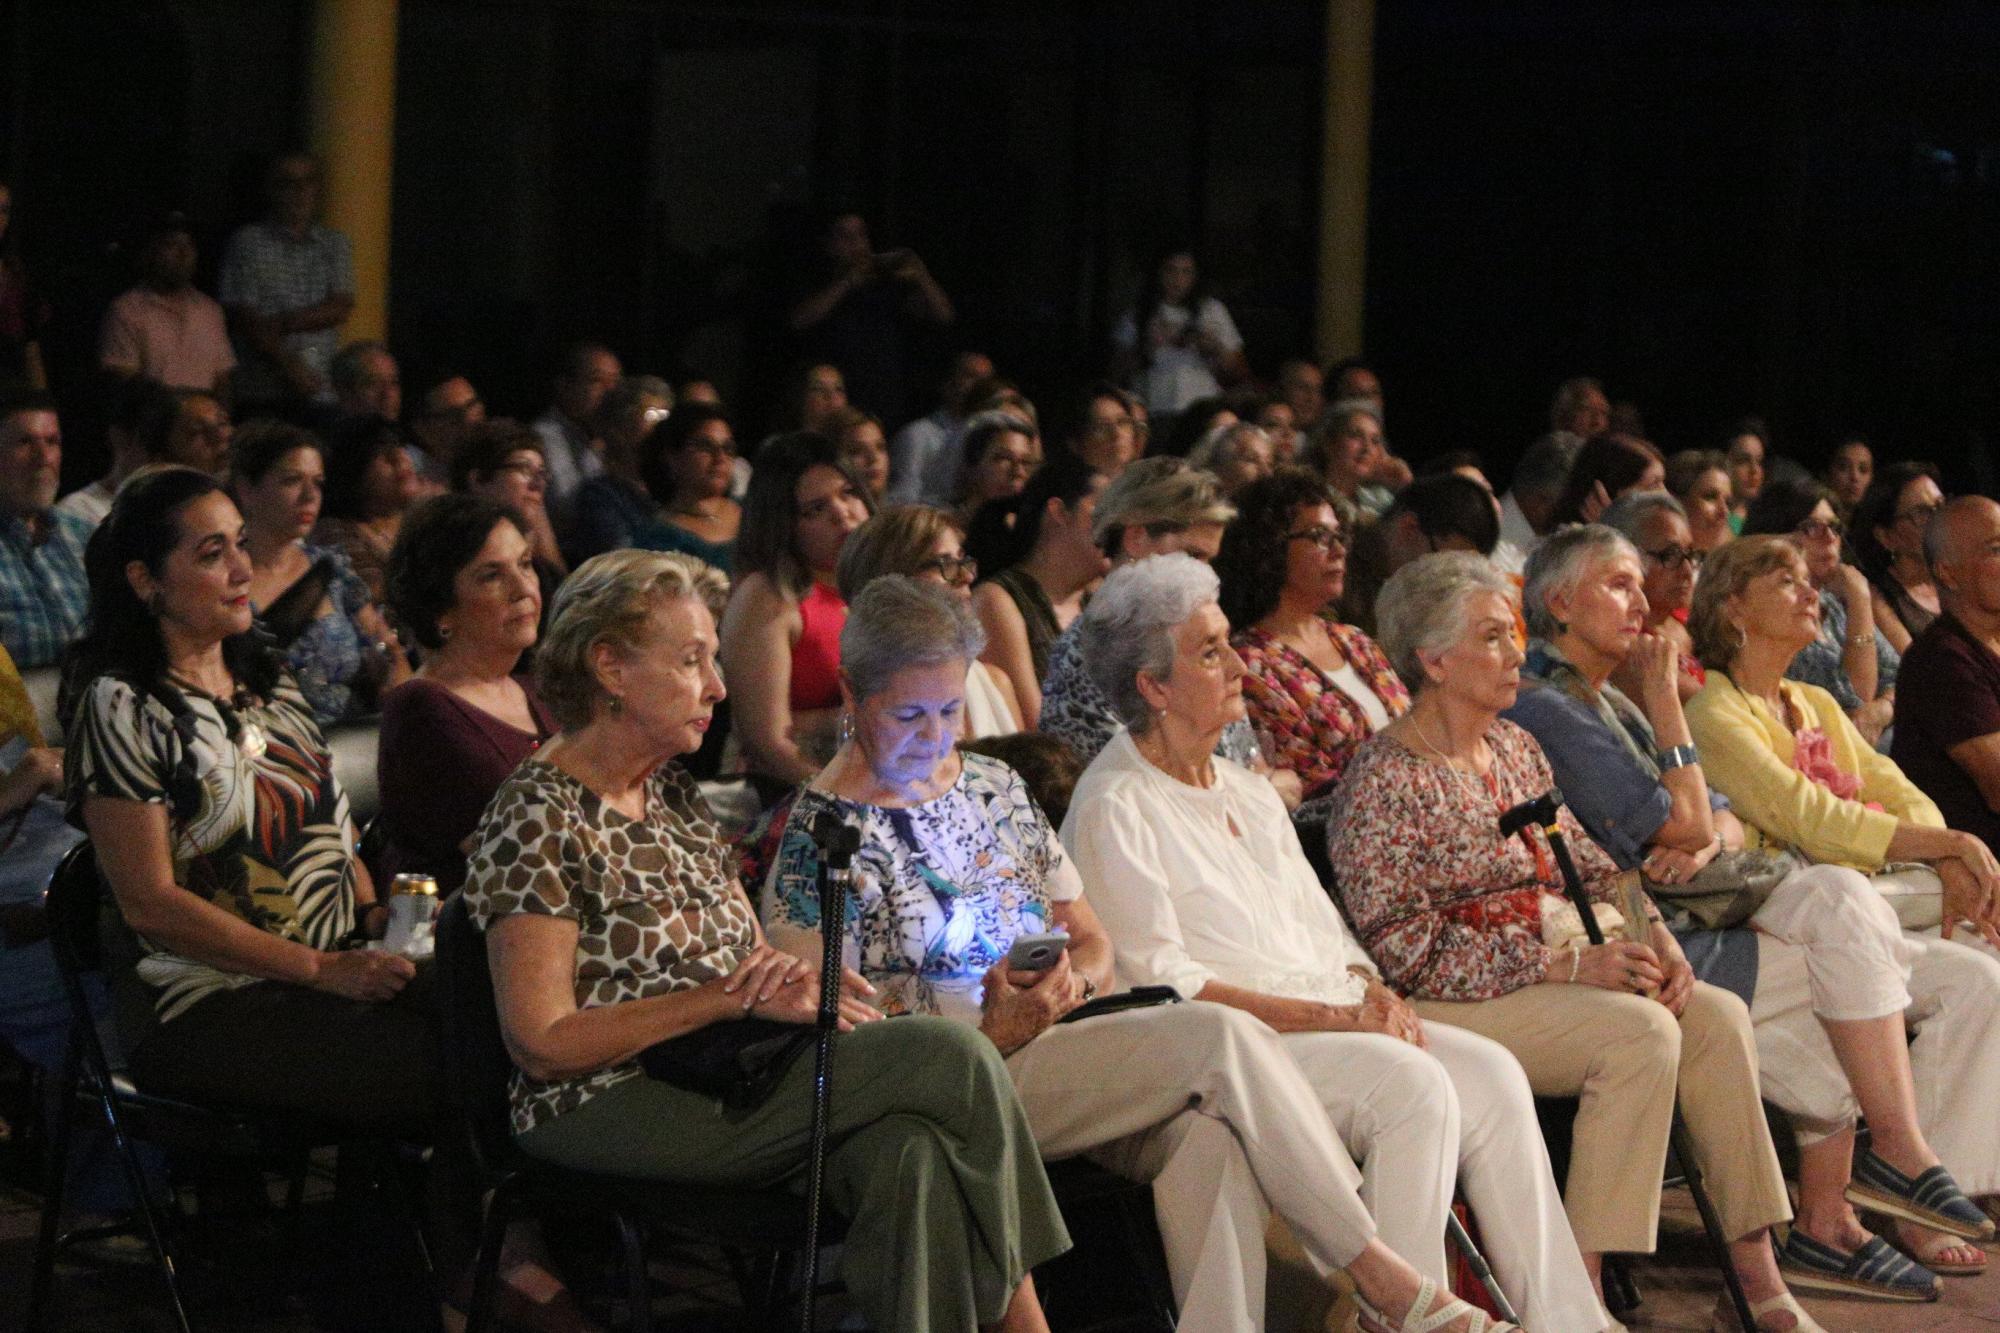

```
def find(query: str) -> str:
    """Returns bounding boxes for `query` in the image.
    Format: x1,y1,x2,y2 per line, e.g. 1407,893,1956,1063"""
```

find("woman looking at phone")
762,576,1517,1333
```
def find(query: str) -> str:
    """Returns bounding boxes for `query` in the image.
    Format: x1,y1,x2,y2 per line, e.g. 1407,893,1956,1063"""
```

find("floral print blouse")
1326,719,1642,1002
461,758,760,1136
762,753,1083,1026
1234,619,1409,800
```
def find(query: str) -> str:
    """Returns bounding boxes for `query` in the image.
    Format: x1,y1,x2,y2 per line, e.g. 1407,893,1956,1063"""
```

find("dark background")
5,0,1999,490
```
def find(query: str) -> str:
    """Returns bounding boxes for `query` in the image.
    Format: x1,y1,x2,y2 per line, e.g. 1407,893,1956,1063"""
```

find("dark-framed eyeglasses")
1642,544,1704,571
1895,501,1943,529
1285,525,1350,552
1795,518,1844,541
918,554,979,584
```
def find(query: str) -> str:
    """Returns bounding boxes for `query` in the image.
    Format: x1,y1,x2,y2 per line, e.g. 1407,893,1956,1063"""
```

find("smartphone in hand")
1005,932,1069,972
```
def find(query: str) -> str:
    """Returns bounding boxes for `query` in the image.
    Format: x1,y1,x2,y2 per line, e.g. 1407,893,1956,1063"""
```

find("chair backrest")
43,841,107,975
434,893,525,1170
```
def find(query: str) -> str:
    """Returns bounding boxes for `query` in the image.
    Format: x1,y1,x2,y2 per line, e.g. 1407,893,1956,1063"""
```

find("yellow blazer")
1684,669,1941,870
0,644,44,749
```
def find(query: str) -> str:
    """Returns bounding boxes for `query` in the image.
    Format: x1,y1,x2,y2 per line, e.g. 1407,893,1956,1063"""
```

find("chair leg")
27,1046,79,1330
466,1186,514,1333
1671,1116,1756,1331
1115,1191,1177,1331
1603,1255,1641,1316
614,1212,651,1333
95,1079,194,1333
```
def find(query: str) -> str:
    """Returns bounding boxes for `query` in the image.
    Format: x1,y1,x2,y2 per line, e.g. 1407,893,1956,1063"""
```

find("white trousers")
1007,1001,1606,1332
1745,863,2000,1194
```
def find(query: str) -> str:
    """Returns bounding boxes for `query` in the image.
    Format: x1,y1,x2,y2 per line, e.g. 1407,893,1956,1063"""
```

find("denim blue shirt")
1504,644,1757,1002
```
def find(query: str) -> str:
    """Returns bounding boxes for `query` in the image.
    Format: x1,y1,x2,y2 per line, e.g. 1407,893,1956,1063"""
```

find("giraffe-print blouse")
462,757,759,1136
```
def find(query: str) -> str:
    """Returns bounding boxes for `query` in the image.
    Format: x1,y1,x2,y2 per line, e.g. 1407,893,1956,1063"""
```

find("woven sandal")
1356,1275,1520,1333
1846,1149,1997,1240
1774,1229,1939,1302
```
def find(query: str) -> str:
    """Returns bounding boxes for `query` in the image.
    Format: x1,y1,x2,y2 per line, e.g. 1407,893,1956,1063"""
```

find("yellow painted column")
1317,0,1374,366
310,0,398,342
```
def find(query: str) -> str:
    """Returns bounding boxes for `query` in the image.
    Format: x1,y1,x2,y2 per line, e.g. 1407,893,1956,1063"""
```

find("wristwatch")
1656,744,1699,771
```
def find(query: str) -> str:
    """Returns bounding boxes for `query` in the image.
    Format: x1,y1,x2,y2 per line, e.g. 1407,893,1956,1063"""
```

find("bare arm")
1192,979,1357,1032
973,582,1042,728
354,601,412,691
1872,587,1913,655
894,254,954,325
1830,566,1880,701
718,575,819,785
278,292,355,335
84,794,410,999
1048,895,1114,999
1628,631,1716,853
978,660,1025,734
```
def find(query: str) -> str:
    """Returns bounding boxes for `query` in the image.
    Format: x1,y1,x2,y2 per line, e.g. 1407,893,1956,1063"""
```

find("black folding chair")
434,893,840,1331
29,841,426,1332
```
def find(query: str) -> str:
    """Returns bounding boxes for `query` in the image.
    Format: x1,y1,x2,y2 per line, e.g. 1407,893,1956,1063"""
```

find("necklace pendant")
238,719,268,761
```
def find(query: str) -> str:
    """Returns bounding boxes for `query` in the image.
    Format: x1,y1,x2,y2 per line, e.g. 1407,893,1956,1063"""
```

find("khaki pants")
1413,980,1791,1255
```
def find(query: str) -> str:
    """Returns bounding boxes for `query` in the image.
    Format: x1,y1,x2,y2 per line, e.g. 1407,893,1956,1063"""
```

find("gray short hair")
840,575,987,701
1599,489,1686,544
1079,553,1221,735
1512,431,1584,500
1375,552,1518,691
1187,421,1269,475
1520,524,1639,641
537,550,730,730
600,374,673,427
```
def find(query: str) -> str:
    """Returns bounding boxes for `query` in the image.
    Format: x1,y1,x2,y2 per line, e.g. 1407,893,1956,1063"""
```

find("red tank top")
790,580,847,711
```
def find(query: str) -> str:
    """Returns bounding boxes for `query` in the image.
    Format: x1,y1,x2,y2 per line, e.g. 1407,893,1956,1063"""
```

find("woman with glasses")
639,402,742,573
454,420,569,630
566,374,675,564
952,410,1040,525
1215,468,1407,815
1510,526,2000,1297
838,504,1022,736
1602,491,1707,702
1741,478,1900,747
717,432,873,788
1849,463,1945,653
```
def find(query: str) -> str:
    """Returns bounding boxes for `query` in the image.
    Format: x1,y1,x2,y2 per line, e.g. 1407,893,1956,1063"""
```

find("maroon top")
373,675,556,892
1891,612,2000,856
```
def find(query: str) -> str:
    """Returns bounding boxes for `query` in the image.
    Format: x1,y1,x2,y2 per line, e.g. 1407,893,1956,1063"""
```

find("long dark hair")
965,449,1102,578
1740,476,1837,541
60,466,281,731
1549,433,1662,528
735,431,871,597
1849,460,1941,586
321,416,403,521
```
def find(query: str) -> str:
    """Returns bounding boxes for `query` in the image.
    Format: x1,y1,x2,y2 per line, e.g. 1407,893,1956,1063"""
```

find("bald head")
1929,496,2000,603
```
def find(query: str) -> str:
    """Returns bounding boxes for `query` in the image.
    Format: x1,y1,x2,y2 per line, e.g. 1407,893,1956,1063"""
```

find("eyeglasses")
1794,518,1844,541
919,554,978,584
1643,544,1704,571
1895,501,1943,528
498,460,549,486
1285,525,1350,552
686,437,737,461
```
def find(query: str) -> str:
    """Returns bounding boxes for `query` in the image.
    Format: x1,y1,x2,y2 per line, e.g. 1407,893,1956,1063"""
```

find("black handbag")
637,1018,816,1110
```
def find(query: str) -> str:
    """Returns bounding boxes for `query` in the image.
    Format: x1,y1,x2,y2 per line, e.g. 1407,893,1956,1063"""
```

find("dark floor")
6,1157,1998,1331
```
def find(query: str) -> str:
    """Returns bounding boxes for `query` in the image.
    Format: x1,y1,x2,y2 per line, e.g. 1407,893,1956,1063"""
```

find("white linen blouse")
1060,729,1375,1007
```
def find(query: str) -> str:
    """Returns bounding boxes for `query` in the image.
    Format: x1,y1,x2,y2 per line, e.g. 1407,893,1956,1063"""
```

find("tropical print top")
65,671,357,1026
763,752,1083,1026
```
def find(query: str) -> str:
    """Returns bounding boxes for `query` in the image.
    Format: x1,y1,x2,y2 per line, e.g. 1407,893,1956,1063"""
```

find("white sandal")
1357,1275,1522,1333
1709,1290,1830,1333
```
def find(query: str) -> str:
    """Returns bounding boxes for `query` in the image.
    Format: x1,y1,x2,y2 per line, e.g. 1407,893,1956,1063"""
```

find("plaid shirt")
218,221,353,399
0,506,91,669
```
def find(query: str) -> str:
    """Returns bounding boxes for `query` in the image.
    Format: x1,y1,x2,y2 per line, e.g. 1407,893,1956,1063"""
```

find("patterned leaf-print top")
65,672,357,1029
763,753,1083,1026
461,758,759,1136
1326,719,1644,1002
1233,618,1409,800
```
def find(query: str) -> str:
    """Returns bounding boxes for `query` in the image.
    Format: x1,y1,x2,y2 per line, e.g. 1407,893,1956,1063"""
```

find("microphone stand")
1502,790,1756,1333
800,811,860,1333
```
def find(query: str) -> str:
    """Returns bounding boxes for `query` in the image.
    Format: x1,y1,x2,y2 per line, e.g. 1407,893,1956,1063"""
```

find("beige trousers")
1413,980,1792,1255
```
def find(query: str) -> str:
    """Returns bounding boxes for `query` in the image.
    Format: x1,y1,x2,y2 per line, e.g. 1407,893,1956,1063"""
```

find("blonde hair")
1687,534,1805,672
536,550,730,729
836,504,960,601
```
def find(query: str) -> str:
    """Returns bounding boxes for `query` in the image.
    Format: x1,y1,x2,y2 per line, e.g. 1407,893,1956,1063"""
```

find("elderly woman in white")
761,576,1510,1333
1060,554,1611,1333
